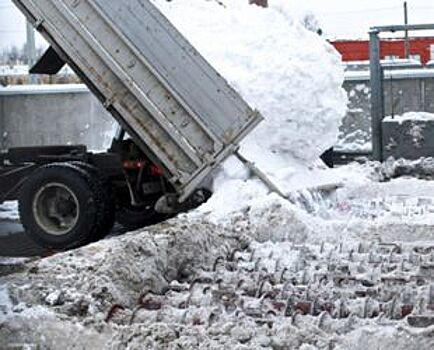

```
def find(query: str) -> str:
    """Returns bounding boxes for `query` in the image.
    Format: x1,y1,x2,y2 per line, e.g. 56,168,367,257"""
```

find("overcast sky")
298,0,434,39
1,0,434,50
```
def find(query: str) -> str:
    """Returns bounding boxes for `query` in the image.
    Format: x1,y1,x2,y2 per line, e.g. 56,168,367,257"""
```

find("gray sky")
294,0,434,39
1,0,434,50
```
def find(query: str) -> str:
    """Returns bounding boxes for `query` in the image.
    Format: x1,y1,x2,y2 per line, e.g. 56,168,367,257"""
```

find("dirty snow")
0,285,12,319
2,171,434,348
0,201,19,221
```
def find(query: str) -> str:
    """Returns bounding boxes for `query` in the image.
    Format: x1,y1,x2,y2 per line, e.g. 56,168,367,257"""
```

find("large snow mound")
154,0,347,164
154,0,348,221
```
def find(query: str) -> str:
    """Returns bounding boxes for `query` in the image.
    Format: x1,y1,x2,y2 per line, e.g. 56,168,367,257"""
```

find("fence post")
369,29,384,161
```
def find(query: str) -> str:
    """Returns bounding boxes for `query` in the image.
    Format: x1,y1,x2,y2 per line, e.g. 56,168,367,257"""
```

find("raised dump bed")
12,0,262,201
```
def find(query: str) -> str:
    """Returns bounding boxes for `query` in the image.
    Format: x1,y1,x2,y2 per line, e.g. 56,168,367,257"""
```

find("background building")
331,37,434,65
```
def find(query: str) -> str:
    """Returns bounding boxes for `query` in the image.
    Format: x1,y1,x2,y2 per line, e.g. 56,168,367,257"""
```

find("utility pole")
26,21,37,84
404,1,410,59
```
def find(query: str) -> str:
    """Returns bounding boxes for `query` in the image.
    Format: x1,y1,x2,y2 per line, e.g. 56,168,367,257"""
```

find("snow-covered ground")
0,202,22,239
0,201,19,222
1,1,434,349
384,112,434,124
2,164,434,348
0,64,74,77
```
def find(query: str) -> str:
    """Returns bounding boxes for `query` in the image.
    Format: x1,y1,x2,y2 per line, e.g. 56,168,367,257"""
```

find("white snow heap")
154,0,347,163
155,0,347,219
384,111,434,124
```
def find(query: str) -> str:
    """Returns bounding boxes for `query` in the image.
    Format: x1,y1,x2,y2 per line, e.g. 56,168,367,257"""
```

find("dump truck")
0,0,263,250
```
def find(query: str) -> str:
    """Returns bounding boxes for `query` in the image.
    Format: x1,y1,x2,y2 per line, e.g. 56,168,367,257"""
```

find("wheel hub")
32,183,80,236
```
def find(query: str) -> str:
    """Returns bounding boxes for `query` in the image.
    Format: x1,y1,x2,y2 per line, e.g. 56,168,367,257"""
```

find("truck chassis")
0,141,208,250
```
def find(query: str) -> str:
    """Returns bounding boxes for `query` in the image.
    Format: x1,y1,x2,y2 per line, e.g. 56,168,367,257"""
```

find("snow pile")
155,0,347,165
384,112,434,124
0,64,74,77
335,129,372,152
378,157,434,181
0,201,19,221
153,0,347,220
0,286,13,320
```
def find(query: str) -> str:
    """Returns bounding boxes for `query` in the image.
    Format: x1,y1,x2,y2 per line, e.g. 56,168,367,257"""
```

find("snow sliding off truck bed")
0,0,262,249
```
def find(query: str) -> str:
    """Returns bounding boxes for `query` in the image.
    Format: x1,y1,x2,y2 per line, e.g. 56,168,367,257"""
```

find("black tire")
18,163,104,250
70,162,115,242
116,204,167,231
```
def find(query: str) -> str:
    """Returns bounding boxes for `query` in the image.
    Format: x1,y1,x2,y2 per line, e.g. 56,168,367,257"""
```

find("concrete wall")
340,69,434,149
0,85,116,151
2,72,434,154
382,117,434,160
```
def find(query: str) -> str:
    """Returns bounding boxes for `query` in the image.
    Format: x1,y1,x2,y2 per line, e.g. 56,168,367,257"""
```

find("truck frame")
1,0,262,250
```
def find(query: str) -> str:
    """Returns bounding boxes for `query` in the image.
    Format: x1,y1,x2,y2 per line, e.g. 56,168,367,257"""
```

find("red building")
330,37,434,65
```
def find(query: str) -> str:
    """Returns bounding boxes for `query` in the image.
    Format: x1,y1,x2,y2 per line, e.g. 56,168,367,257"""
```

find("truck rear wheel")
19,163,104,249
70,162,115,242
